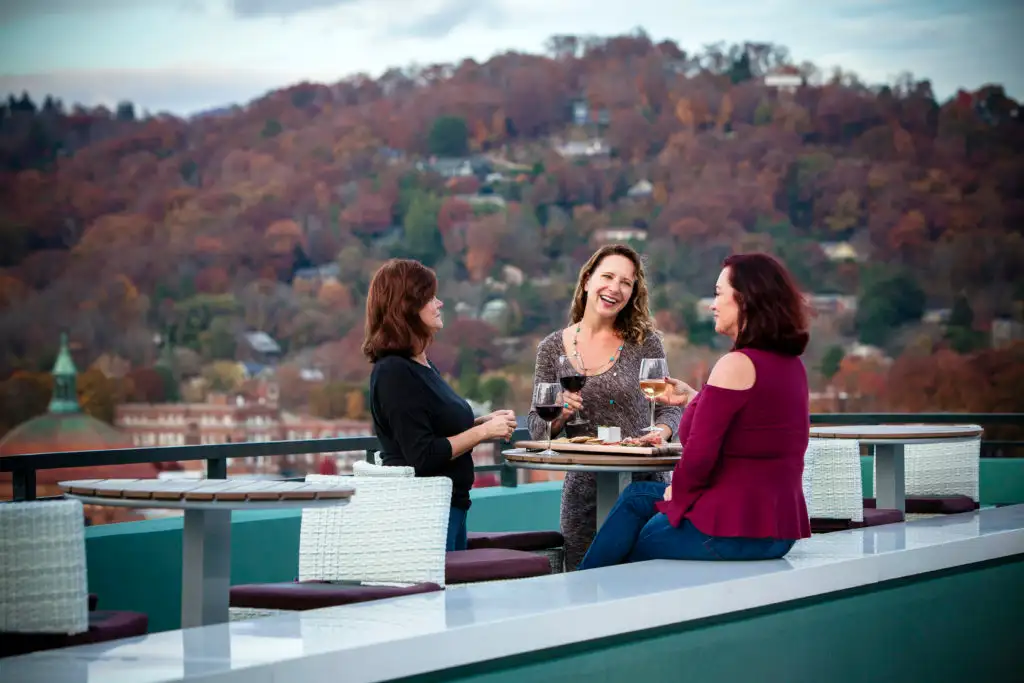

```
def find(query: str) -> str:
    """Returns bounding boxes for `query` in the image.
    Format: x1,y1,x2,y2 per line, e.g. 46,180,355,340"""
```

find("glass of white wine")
638,358,669,433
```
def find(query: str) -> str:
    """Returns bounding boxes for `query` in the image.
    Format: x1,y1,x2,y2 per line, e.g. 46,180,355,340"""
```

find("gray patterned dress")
527,330,683,570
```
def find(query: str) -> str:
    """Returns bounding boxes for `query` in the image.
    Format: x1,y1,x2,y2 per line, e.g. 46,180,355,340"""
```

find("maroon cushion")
229,581,442,611
864,496,976,514
810,517,853,533
445,548,551,584
1,610,148,658
466,530,564,552
857,508,905,527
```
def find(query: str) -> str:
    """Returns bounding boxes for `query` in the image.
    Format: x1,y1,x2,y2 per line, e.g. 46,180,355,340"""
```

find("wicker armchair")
804,440,903,532
1,499,148,658
352,460,556,580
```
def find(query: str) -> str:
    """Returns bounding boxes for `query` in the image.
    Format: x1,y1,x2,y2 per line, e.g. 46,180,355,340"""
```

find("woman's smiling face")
584,254,636,320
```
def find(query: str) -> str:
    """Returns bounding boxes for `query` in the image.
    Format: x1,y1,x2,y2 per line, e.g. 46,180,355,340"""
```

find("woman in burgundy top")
578,253,811,568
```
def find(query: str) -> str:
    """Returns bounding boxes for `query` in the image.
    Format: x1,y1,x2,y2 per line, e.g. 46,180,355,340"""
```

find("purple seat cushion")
864,496,976,514
229,581,442,611
811,507,905,533
446,548,551,584
858,508,905,527
466,530,564,552
1,610,148,659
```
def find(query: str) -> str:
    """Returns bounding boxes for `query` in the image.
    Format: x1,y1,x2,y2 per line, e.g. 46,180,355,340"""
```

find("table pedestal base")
181,509,232,628
874,443,906,513
595,472,634,526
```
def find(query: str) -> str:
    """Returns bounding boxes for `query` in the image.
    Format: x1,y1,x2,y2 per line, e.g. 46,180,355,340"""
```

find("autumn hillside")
1,32,1022,437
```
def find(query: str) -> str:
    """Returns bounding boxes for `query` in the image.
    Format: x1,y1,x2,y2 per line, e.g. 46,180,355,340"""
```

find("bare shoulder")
707,352,755,390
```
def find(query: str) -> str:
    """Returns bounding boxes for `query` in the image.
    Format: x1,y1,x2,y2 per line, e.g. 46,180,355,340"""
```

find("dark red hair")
362,259,438,362
722,253,810,356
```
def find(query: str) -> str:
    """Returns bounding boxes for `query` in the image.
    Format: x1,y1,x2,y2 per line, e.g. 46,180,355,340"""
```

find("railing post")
206,458,227,479
12,469,36,501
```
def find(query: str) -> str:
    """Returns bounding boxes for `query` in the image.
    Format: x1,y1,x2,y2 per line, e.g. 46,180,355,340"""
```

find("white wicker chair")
0,499,89,635
230,475,451,620
352,459,565,575
803,439,865,524
871,438,981,503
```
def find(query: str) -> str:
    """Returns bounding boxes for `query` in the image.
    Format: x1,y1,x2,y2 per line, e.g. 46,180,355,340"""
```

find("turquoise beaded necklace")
571,324,625,377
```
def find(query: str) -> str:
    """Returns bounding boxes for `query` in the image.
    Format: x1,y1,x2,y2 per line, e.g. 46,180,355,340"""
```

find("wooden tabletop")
504,449,680,468
809,424,983,441
59,478,355,502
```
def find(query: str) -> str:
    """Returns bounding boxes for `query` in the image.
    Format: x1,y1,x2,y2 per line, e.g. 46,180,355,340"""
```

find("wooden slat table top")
504,449,680,468
513,440,682,456
58,478,355,502
809,424,983,440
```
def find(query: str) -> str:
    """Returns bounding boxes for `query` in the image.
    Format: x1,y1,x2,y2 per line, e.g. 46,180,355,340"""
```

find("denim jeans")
578,481,795,570
446,506,468,552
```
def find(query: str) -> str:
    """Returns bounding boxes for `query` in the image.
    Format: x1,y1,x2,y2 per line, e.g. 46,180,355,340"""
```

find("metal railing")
3,414,1022,502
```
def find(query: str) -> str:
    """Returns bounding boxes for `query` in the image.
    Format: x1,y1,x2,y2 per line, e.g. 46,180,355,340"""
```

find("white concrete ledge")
5,505,1024,683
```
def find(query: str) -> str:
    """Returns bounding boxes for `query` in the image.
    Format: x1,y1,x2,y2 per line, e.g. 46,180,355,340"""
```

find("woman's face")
418,294,444,333
711,267,740,338
584,255,636,321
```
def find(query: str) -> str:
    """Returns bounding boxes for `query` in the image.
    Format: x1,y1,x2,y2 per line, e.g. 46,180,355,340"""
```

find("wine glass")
639,358,669,433
533,382,563,455
557,355,587,427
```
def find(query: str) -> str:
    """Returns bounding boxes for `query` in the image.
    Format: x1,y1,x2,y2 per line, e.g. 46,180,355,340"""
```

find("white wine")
640,379,667,398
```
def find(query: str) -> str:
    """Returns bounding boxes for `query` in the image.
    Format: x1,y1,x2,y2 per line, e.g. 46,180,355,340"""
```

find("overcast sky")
0,0,1019,116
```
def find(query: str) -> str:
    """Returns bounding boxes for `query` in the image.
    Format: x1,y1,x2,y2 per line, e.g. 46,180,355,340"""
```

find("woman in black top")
363,259,517,551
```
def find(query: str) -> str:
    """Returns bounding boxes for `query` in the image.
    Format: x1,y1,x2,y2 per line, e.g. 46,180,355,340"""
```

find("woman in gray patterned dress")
527,244,682,570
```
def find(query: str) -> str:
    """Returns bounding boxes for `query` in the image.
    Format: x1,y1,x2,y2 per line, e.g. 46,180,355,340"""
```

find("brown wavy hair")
568,244,655,345
362,259,438,362
723,253,810,356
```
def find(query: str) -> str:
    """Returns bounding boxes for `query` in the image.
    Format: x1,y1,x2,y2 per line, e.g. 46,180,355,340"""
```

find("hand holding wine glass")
557,355,587,426
533,382,563,455
638,358,669,433
653,376,699,407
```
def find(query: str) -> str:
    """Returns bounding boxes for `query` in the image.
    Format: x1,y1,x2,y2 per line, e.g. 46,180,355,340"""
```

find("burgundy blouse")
656,348,811,540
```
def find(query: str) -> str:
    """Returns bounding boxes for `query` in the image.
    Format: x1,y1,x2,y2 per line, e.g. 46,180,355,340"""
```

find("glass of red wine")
557,355,587,427
533,382,563,456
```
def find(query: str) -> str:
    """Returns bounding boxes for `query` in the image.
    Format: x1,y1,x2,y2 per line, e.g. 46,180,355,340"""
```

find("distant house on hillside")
294,263,341,284
626,179,653,199
763,66,804,93
820,241,863,262
592,226,648,246
555,139,609,159
239,332,282,366
417,156,491,179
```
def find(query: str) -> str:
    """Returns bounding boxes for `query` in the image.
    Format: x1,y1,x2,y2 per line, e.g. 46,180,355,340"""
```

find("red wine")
535,405,561,421
560,375,586,392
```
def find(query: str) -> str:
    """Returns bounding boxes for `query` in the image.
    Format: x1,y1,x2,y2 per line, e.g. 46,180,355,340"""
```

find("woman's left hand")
637,427,671,446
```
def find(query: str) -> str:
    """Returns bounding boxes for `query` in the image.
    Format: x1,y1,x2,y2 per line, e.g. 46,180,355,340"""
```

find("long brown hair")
362,259,438,362
568,244,655,345
723,253,810,356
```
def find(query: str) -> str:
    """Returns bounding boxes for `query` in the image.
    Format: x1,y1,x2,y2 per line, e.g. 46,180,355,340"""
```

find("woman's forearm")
447,424,489,459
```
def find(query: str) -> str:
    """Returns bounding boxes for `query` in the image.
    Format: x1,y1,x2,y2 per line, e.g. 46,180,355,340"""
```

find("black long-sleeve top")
369,354,476,510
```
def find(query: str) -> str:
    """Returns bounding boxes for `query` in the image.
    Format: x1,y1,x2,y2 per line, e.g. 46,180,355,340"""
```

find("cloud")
226,0,359,19
385,0,505,40
0,0,183,22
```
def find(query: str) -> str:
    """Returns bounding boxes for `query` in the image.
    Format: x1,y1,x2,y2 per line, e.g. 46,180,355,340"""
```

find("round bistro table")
59,478,355,628
808,424,983,513
502,450,679,526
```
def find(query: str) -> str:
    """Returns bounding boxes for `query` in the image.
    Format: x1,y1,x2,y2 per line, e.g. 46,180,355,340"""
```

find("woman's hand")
663,485,672,502
559,391,583,421
478,409,517,431
479,412,516,441
654,376,698,407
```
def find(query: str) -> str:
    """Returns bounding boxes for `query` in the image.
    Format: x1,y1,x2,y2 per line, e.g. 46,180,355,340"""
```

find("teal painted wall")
395,558,1024,683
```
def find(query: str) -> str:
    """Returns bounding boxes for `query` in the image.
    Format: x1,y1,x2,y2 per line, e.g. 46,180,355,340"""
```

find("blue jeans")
578,482,795,570
446,506,468,551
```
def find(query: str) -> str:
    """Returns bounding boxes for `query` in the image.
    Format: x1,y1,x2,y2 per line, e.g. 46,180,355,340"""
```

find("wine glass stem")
649,400,655,430
546,421,552,451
